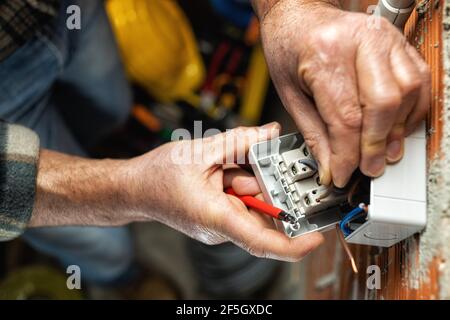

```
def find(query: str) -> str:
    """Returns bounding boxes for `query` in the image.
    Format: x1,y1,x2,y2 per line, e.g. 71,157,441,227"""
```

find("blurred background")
0,0,303,300
1,0,441,300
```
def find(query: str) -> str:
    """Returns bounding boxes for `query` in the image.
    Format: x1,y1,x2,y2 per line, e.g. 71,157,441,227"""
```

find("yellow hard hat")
106,0,205,103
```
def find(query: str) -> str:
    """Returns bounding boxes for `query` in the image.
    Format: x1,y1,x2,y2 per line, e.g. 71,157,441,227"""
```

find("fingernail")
318,165,331,186
386,140,402,162
319,170,325,185
334,176,348,188
367,155,385,177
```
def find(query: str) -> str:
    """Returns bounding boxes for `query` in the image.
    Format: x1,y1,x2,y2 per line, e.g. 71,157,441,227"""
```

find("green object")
0,265,83,300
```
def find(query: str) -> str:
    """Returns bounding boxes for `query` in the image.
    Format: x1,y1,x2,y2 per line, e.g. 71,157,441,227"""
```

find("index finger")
301,61,362,188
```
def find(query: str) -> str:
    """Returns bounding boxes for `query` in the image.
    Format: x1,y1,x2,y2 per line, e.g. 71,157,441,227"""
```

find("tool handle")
225,188,282,219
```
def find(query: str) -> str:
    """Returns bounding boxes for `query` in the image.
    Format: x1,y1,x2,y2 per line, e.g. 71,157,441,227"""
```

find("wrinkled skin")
122,123,324,262
259,0,431,187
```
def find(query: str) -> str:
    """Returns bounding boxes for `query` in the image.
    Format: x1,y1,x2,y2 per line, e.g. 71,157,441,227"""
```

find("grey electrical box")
249,124,427,247
249,133,349,238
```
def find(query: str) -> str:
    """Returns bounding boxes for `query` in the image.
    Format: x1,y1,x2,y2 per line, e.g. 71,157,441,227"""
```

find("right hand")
121,124,324,262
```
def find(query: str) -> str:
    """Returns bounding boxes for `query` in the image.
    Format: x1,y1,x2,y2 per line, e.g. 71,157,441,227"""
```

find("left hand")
256,0,431,187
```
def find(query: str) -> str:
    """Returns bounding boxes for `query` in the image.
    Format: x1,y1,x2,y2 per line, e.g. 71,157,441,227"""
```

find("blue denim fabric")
0,0,134,285
0,0,280,293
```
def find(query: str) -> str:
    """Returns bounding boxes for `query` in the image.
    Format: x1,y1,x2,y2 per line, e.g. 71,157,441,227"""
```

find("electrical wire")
335,224,358,274
298,158,318,171
338,204,368,273
346,175,363,206
340,205,366,237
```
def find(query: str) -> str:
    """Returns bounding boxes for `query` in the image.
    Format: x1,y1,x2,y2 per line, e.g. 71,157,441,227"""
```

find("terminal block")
249,133,349,238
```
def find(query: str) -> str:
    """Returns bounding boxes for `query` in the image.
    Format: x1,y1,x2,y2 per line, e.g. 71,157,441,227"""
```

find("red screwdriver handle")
225,187,283,220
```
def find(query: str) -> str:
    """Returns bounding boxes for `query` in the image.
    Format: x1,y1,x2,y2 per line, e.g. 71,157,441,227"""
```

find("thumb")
220,197,324,261
205,123,281,166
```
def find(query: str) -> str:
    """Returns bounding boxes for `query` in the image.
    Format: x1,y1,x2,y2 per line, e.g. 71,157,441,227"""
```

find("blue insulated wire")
340,207,365,237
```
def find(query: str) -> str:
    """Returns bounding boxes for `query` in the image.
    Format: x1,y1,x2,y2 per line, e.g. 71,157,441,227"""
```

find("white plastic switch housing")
345,122,427,247
249,133,346,238
249,122,427,247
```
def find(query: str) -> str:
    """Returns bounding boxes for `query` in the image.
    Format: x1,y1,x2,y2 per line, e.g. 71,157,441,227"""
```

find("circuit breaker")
249,123,427,247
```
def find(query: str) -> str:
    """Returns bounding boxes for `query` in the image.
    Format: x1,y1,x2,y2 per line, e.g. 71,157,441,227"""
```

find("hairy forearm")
29,149,147,227
251,0,340,20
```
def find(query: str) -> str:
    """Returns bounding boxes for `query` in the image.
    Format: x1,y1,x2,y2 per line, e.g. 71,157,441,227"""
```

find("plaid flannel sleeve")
0,0,59,61
0,120,40,241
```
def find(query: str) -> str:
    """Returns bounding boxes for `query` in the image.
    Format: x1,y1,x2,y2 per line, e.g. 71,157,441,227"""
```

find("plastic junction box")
249,123,427,247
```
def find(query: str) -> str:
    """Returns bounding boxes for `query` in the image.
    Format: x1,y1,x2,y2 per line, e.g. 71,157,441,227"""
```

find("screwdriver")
225,188,297,224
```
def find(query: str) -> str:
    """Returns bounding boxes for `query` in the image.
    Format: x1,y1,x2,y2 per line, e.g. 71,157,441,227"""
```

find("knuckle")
203,135,218,145
419,60,432,79
390,123,405,136
224,126,251,143
392,122,405,131
245,233,271,259
303,131,323,152
406,45,431,79
370,92,402,113
421,68,432,90
309,27,340,49
300,29,341,87
298,60,321,89
338,105,362,130
402,76,422,96
363,135,386,150
246,243,264,259
232,126,246,136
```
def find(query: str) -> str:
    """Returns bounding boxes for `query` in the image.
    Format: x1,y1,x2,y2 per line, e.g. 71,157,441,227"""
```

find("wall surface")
303,0,447,300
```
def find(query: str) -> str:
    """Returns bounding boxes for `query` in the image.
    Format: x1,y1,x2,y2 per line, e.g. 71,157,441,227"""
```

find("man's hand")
255,0,431,187
123,123,323,261
31,123,323,262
